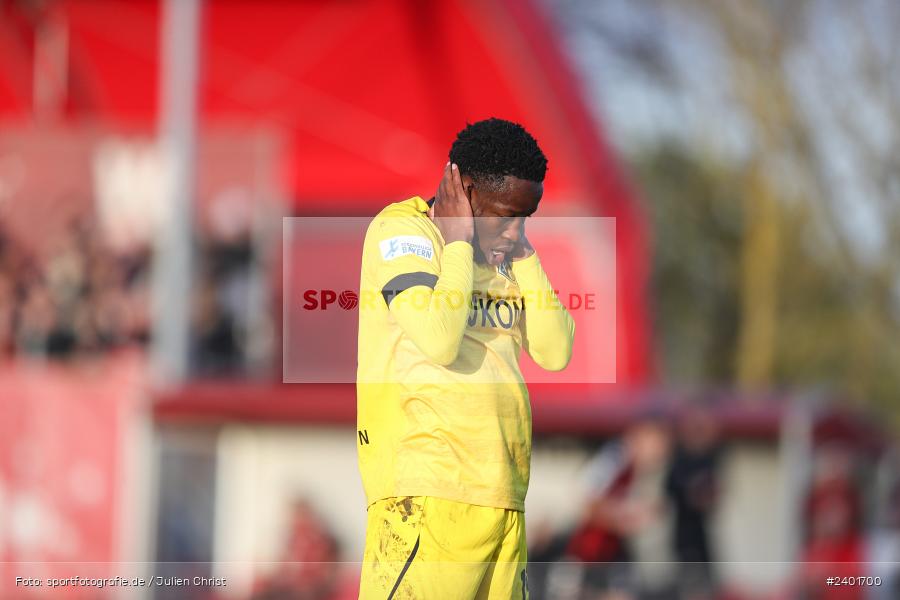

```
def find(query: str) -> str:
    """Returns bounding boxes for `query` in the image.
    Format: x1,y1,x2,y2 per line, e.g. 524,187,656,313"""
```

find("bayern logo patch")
379,235,435,261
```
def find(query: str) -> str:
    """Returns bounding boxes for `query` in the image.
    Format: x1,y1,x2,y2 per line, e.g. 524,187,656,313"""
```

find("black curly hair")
449,118,547,191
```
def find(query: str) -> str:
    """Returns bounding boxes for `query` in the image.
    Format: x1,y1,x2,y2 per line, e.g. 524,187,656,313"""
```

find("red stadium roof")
1,0,654,411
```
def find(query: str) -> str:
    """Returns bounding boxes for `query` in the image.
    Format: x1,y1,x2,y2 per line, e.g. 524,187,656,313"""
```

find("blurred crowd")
0,219,151,359
0,214,259,373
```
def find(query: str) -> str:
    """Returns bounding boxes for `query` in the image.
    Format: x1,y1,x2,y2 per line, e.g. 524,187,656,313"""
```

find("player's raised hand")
432,162,474,244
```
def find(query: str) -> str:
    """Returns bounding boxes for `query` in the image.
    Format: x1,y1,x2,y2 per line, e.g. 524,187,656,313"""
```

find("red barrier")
0,352,147,599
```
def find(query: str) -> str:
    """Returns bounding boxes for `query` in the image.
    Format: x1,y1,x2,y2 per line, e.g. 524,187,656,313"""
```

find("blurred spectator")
191,227,254,375
250,500,341,600
192,277,241,374
617,418,676,600
535,416,675,600
798,444,865,600
665,406,723,599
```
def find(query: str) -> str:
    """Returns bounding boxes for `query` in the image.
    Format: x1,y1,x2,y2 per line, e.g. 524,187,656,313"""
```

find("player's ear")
460,174,480,214
460,174,474,199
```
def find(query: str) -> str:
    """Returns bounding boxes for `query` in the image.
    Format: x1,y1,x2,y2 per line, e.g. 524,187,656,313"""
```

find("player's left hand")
509,235,535,261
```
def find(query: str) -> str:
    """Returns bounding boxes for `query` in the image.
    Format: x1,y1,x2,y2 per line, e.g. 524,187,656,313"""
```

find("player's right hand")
433,162,474,244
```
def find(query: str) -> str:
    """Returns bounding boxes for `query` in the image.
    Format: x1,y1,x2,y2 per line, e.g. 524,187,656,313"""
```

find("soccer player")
357,118,575,599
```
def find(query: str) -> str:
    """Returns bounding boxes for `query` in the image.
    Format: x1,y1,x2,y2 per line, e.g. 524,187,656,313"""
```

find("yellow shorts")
359,496,529,600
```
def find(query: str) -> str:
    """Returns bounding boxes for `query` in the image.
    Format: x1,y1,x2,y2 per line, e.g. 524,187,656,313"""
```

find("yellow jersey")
356,196,574,511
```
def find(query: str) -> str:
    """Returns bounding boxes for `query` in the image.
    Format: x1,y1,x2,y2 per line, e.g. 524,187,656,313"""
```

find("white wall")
714,442,794,592
212,424,366,597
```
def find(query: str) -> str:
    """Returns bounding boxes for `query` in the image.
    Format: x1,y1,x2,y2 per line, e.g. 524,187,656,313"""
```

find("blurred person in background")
15,278,58,355
555,415,675,600
191,199,255,375
250,500,341,600
797,444,865,600
665,406,723,600
192,276,241,374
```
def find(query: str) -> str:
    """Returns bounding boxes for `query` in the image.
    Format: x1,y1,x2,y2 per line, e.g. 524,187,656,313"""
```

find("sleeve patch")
379,236,434,261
